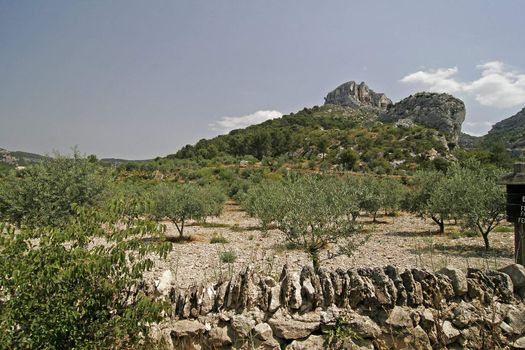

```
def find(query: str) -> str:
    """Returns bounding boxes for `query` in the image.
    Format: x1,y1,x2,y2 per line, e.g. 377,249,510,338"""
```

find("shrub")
210,233,229,244
0,151,108,228
0,201,171,348
219,249,237,264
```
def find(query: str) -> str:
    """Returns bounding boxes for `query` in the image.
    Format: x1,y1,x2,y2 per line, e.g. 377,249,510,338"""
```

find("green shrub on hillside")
0,151,109,228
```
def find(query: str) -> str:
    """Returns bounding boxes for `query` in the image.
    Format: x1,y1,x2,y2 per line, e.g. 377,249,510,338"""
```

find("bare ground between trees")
145,201,515,289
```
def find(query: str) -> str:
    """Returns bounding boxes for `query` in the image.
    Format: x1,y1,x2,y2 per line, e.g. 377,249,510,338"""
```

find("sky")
1,1,524,159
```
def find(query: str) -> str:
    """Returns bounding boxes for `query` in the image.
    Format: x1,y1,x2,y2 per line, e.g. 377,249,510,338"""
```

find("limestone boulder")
438,266,468,296
499,263,525,289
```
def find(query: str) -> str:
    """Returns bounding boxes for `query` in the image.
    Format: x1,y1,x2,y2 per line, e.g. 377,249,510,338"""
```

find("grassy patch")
195,222,230,228
210,233,229,244
494,225,514,233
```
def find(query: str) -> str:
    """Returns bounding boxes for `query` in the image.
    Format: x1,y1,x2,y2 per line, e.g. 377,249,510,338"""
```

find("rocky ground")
146,201,515,290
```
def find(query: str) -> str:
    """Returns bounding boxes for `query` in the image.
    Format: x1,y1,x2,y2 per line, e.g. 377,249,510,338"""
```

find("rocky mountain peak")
488,107,525,135
324,81,392,110
380,92,466,147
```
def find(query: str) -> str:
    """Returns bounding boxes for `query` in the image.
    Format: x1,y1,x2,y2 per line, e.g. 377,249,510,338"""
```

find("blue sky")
1,1,524,159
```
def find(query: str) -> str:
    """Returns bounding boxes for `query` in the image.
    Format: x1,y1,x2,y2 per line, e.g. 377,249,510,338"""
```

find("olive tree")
405,170,450,233
242,180,287,232
152,184,209,238
448,162,506,250
358,176,387,223
278,176,360,271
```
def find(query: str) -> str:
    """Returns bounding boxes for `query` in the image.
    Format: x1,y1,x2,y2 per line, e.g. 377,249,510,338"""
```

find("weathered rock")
400,270,423,306
288,335,326,350
514,336,525,349
155,270,174,297
268,310,319,340
452,301,477,328
439,266,468,296
386,306,415,329
380,92,465,146
208,326,232,347
441,320,461,345
254,322,273,341
410,325,432,350
384,265,408,306
499,263,525,289
346,312,381,339
268,284,281,312
231,314,256,338
505,304,525,335
324,81,392,109
170,319,206,338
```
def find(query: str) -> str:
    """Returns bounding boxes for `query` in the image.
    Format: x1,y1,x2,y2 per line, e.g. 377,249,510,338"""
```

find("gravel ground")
146,201,515,290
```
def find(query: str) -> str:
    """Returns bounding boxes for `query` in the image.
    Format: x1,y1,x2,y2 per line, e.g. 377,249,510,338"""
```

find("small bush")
219,250,237,264
210,233,229,244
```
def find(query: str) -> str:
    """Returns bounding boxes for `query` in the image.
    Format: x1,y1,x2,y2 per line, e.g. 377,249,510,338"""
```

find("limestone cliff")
380,92,466,147
324,81,392,110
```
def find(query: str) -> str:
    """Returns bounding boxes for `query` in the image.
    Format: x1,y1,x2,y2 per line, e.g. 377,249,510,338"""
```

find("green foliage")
0,201,172,349
405,170,449,233
242,180,288,232
338,148,359,170
210,233,229,244
405,161,506,246
276,176,360,270
219,249,237,264
358,177,387,222
446,161,506,250
168,104,451,174
323,315,362,344
152,183,224,237
0,151,109,228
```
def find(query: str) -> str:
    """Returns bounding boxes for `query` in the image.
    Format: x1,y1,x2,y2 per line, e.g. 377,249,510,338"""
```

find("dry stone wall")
151,263,525,349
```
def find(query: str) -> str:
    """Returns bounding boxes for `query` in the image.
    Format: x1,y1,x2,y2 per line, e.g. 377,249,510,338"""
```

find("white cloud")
210,110,283,133
400,61,525,108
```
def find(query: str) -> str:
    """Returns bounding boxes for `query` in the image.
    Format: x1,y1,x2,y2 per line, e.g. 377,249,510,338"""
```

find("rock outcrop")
486,107,525,156
324,81,392,110
489,107,525,135
151,263,525,349
380,92,466,147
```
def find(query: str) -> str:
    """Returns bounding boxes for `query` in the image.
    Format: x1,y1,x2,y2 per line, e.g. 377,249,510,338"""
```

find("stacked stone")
152,263,525,349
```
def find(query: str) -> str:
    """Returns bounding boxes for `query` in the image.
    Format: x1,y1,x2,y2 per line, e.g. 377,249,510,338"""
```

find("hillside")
170,81,465,174
0,148,47,170
483,107,525,157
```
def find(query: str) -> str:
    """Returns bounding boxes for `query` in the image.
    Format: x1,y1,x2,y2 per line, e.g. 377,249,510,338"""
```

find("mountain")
324,81,392,109
170,81,467,173
484,107,525,157
458,107,525,158
0,148,47,168
380,92,465,147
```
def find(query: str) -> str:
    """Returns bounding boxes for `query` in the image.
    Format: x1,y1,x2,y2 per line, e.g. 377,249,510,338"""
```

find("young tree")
152,184,208,238
448,162,506,250
338,177,361,222
0,151,108,228
277,176,360,271
405,170,450,233
358,176,386,223
381,177,406,217
242,180,287,232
